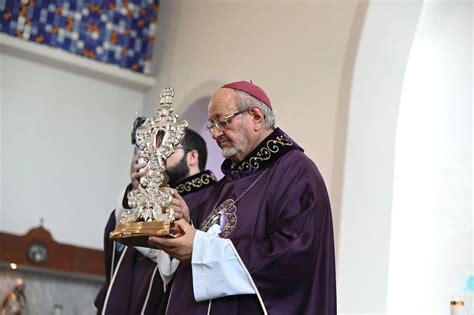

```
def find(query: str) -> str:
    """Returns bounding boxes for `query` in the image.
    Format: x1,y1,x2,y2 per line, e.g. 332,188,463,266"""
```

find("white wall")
337,1,423,314
338,1,473,314
0,52,4,239
387,1,472,314
0,52,144,249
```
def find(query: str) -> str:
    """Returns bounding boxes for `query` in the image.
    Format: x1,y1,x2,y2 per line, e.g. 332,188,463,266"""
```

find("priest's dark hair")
181,128,208,172
131,116,147,145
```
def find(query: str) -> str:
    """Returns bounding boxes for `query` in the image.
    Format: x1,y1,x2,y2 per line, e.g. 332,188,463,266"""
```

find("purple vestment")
163,128,337,315
95,171,217,315
94,211,163,315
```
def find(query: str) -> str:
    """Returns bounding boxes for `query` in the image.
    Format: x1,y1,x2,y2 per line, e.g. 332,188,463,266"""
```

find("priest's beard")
165,155,190,187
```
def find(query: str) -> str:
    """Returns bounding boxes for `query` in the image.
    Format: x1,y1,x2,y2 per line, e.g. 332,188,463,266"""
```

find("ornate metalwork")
110,86,188,245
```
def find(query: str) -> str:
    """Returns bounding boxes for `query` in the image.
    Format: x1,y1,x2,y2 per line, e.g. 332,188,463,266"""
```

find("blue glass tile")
2,0,159,73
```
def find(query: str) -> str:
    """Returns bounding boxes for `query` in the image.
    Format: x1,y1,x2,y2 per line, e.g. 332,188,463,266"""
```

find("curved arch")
337,2,423,313
387,1,472,313
182,96,224,180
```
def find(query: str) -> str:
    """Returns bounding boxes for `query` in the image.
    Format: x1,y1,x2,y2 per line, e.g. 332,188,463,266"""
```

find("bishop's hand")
148,219,195,261
169,189,190,223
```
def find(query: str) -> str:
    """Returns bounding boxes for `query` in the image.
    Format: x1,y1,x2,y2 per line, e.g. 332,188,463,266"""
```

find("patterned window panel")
0,0,159,74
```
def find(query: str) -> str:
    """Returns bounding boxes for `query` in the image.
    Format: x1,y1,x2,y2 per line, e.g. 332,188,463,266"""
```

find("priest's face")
165,147,190,187
208,88,257,163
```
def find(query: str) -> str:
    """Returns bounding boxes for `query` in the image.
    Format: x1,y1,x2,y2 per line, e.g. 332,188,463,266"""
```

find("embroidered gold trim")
199,169,268,238
200,199,237,238
238,134,293,172
176,173,216,193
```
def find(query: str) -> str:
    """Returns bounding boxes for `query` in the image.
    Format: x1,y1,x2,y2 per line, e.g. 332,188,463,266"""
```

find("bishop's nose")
211,127,224,140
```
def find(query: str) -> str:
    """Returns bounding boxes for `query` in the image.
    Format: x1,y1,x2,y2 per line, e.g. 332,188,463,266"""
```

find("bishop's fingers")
148,236,176,250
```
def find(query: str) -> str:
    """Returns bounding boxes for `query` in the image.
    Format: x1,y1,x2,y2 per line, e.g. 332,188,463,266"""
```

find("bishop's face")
208,88,257,164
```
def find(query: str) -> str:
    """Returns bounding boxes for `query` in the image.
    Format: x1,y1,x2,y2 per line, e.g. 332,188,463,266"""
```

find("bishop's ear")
248,106,266,130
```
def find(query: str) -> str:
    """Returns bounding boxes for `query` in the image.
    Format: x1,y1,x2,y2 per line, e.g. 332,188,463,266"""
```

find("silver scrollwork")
120,86,188,224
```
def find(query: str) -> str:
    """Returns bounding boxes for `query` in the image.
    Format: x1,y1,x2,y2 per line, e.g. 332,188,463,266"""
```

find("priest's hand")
148,219,195,262
170,190,190,222
130,151,147,190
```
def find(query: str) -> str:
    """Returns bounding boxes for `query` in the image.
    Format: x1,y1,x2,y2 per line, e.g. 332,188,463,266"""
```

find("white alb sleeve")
191,227,256,301
155,250,180,288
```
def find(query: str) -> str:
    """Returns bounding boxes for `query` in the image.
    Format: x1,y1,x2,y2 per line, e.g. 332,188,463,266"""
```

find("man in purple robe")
149,81,337,315
94,127,216,315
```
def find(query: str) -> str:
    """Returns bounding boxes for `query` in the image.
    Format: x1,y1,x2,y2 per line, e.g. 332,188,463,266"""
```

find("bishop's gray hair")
234,90,275,129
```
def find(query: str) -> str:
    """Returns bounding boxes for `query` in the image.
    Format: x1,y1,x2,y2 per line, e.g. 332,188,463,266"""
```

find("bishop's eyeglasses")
206,110,248,134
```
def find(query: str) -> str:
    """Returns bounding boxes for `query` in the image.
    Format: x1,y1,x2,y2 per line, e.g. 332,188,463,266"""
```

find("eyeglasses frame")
206,109,249,134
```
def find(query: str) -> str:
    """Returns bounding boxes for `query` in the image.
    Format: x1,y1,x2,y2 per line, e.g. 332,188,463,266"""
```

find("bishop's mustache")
217,135,231,144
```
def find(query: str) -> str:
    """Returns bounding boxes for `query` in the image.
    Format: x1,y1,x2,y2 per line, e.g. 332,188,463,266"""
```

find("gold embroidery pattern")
176,173,215,194
238,134,293,172
199,169,269,238
199,199,237,238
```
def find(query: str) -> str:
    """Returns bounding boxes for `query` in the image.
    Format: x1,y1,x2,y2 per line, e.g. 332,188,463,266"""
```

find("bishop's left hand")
169,189,190,223
148,219,196,262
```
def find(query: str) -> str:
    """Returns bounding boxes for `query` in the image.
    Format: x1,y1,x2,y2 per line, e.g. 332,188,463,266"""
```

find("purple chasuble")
163,128,337,315
95,171,217,315
158,171,218,313
94,211,163,315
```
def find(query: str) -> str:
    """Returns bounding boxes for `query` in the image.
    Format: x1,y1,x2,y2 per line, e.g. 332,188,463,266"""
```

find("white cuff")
191,228,255,301
156,250,180,287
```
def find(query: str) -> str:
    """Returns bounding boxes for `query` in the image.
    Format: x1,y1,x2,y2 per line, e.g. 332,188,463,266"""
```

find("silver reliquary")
110,86,188,247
